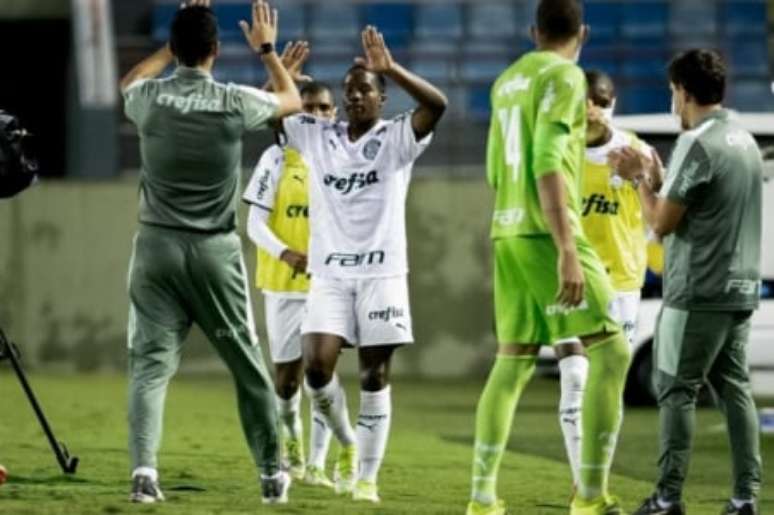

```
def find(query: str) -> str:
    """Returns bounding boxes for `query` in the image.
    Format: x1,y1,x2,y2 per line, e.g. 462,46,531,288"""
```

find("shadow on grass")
9,475,92,486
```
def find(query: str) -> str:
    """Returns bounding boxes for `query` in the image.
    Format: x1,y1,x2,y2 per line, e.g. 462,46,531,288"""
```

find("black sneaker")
633,494,685,515
261,470,291,504
129,474,165,503
721,500,758,515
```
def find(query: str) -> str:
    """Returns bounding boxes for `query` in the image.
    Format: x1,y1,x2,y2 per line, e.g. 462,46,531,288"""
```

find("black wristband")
259,43,275,55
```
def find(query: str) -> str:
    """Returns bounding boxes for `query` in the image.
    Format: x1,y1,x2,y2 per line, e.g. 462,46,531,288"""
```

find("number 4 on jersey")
498,106,521,182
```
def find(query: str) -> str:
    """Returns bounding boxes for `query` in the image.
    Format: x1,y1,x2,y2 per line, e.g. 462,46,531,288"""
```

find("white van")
543,113,774,405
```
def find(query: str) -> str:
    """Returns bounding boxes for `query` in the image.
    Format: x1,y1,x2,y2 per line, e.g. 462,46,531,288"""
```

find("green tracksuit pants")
127,224,279,476
654,307,762,502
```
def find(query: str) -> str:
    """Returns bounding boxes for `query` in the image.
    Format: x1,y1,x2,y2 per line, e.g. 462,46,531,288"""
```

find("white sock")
305,375,356,447
356,386,392,483
276,390,302,441
308,397,333,469
558,355,588,486
132,466,158,482
731,498,753,508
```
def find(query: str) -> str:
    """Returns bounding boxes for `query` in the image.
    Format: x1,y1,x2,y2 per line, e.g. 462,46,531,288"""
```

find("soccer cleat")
465,499,506,515
261,470,291,505
570,495,626,515
284,437,306,480
129,474,165,504
632,494,685,515
721,500,758,515
333,444,357,495
352,479,380,503
303,465,335,488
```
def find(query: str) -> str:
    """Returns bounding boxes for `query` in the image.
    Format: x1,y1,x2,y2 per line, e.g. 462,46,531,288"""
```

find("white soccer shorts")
264,295,306,363
301,275,414,347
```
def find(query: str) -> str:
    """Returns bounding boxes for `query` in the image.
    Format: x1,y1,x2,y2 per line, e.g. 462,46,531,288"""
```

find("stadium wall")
0,176,497,378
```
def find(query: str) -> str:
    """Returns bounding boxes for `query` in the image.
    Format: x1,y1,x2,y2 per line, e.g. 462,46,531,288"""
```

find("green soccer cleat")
284,437,306,480
303,465,334,489
571,495,626,515
352,479,380,503
333,444,358,495
466,499,506,515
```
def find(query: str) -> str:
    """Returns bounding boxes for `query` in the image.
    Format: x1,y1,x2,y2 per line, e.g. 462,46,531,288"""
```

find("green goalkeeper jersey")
487,51,587,240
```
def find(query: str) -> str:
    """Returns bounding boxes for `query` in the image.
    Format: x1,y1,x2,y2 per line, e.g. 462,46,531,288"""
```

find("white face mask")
601,99,616,124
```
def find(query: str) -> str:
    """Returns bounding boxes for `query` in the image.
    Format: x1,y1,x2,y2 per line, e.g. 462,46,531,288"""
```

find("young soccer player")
244,75,336,487
276,27,447,503
121,0,300,504
556,70,652,491
468,2,631,514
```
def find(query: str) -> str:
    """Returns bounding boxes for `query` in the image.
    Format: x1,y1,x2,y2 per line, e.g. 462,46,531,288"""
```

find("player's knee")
276,378,301,400
360,366,388,392
304,363,333,389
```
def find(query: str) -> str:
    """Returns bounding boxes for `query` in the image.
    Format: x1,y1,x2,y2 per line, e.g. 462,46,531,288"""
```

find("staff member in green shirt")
120,0,301,505
613,49,763,515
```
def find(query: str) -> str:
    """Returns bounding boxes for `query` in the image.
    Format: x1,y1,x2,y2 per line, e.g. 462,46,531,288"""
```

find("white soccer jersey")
282,112,432,279
242,143,284,210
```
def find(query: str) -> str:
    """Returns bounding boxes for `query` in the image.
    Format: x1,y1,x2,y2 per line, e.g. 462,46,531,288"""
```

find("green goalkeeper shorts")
494,235,619,345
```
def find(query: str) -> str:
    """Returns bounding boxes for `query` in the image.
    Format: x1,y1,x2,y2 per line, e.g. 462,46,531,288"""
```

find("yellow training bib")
581,130,647,291
256,147,311,293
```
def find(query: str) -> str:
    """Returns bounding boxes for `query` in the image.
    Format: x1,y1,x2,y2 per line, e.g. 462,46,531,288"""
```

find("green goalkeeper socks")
471,354,536,504
577,331,631,502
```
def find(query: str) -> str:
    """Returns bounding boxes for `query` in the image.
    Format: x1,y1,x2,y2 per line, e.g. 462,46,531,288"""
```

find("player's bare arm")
279,249,308,272
537,173,584,307
610,146,686,237
120,0,215,92
355,26,447,139
240,0,301,117
120,45,173,92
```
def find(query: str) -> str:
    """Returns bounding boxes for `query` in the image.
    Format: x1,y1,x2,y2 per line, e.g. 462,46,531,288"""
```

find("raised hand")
239,0,278,53
354,25,395,73
280,41,312,82
180,0,210,9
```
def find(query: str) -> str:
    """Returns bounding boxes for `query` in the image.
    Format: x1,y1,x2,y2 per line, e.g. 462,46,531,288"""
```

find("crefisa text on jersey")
323,170,380,195
324,250,386,267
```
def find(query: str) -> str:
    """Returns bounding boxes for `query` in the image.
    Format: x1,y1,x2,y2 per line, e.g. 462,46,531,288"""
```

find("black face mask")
0,110,38,198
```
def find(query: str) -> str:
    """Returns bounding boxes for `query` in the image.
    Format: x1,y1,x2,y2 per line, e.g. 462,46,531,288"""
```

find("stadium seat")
580,53,620,80
307,60,354,83
468,3,518,39
668,0,717,37
152,3,177,41
415,3,463,39
619,84,670,114
584,2,621,43
467,86,492,121
722,0,767,37
620,49,669,79
309,4,359,41
277,4,306,41
361,3,414,49
729,79,774,111
410,57,456,83
727,40,770,76
460,57,510,83
621,1,668,40
383,88,416,118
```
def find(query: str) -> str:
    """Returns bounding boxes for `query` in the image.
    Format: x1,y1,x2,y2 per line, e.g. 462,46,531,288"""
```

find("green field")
0,373,771,514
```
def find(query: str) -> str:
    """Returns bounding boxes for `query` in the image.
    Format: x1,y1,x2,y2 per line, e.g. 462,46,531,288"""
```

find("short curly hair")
668,49,727,106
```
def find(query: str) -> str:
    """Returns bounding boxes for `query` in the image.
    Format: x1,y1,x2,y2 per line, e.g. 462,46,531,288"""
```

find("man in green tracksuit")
120,0,301,504
612,49,763,515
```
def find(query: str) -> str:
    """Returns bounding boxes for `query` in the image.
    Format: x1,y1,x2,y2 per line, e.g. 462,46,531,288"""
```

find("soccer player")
557,70,651,490
468,2,631,514
611,50,763,515
277,27,446,502
121,0,301,504
243,75,337,487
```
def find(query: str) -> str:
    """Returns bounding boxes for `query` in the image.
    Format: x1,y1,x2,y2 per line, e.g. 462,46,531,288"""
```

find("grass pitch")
0,372,771,514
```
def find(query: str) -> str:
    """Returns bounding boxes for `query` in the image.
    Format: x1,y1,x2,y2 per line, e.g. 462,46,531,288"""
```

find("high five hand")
280,41,312,83
239,0,278,52
180,0,210,9
354,25,395,73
